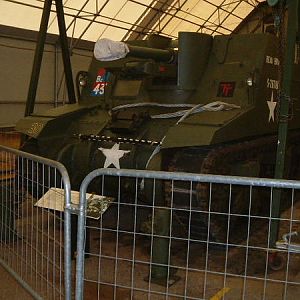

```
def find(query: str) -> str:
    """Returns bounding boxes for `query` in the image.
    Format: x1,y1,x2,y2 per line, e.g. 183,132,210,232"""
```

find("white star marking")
98,143,130,168
267,91,277,122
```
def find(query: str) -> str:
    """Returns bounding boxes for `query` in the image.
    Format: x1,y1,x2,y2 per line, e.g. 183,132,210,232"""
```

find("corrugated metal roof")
0,0,265,42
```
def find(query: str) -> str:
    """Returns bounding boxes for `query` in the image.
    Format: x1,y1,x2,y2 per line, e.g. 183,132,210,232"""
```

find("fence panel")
76,168,300,300
0,145,72,300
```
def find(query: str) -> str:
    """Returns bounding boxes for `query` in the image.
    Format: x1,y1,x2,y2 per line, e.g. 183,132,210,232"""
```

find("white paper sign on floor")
35,187,113,219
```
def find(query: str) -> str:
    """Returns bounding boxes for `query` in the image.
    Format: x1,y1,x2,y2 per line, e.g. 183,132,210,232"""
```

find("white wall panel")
0,35,92,124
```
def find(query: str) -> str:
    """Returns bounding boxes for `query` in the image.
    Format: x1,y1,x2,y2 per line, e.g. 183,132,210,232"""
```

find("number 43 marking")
93,82,106,95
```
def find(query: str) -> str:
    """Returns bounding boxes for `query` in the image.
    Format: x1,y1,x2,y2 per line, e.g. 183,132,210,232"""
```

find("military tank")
16,18,300,241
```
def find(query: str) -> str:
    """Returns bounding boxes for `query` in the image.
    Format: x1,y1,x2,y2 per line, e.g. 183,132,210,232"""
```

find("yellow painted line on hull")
210,287,231,300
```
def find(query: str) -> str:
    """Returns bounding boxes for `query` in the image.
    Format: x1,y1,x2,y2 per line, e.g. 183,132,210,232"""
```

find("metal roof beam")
124,0,175,40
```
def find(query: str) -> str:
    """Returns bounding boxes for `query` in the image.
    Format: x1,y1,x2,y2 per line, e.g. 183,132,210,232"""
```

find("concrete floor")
0,251,300,300
0,201,299,299
0,265,33,300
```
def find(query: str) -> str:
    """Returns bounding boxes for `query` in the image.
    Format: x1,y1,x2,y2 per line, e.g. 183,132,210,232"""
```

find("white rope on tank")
111,101,240,123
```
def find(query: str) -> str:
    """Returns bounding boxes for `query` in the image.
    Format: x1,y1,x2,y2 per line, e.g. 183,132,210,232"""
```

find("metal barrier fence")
76,169,300,300
0,145,72,300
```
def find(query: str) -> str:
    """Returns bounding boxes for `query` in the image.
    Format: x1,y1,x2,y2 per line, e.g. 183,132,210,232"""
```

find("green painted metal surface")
268,0,280,6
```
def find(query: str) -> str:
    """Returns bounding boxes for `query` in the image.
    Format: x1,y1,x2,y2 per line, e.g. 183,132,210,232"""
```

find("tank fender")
161,108,245,148
15,102,101,138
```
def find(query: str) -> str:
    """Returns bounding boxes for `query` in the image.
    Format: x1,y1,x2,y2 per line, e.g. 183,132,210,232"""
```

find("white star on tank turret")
267,91,277,122
98,143,130,168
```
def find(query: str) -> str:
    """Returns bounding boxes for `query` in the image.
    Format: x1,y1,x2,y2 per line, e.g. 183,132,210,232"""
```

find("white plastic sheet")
94,38,129,61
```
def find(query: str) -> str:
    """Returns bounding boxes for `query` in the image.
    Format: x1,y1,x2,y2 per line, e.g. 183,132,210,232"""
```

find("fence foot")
145,272,181,287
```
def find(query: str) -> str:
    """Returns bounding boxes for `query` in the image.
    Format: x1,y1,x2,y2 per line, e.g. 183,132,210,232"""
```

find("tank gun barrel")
94,38,175,62
126,44,174,62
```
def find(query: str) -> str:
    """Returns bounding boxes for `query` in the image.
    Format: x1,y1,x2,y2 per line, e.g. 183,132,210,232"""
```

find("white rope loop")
111,101,240,123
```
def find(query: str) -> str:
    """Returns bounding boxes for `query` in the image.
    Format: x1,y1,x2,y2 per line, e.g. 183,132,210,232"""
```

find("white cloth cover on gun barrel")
94,38,129,61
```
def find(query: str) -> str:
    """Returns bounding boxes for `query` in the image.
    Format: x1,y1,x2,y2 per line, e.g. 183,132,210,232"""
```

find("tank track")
165,132,300,243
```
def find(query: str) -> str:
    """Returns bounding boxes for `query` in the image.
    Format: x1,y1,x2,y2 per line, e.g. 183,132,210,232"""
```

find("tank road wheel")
165,146,266,244
159,132,300,245
162,149,223,242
